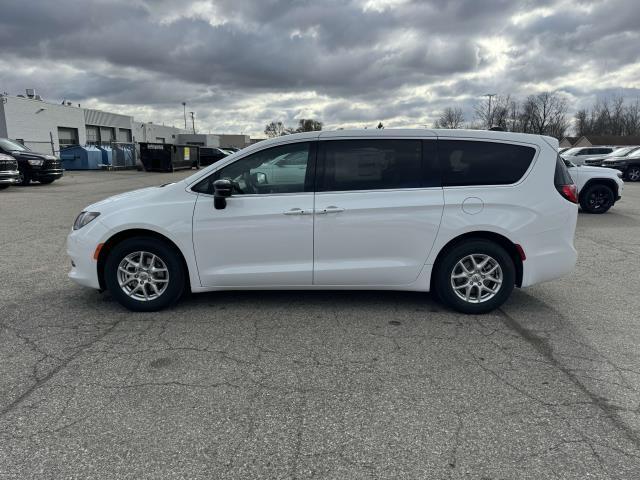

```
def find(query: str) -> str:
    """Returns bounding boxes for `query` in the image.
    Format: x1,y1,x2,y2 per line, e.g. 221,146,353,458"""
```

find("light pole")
190,112,196,134
182,102,187,130
484,93,497,129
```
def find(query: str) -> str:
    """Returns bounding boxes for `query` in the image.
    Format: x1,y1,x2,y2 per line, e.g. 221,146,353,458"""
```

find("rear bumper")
520,207,578,287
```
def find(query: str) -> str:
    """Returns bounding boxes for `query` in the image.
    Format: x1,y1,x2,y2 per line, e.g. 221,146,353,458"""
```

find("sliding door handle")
319,206,345,214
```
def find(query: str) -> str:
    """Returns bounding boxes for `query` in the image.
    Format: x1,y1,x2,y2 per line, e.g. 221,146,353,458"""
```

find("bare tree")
433,107,465,129
474,95,511,130
295,119,323,132
264,121,288,138
519,92,569,138
575,96,640,136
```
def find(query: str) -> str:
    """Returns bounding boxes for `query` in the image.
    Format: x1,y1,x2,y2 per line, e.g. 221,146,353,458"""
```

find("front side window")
438,140,536,186
317,139,423,192
194,142,312,195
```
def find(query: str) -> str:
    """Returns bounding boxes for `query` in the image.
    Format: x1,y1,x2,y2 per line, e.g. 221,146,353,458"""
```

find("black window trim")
436,137,540,189
189,140,318,197
315,138,441,194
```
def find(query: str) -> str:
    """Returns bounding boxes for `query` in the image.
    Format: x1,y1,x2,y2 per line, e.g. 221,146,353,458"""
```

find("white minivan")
68,129,579,314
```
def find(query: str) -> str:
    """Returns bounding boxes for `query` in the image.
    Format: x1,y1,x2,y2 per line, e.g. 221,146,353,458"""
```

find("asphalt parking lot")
1,170,640,479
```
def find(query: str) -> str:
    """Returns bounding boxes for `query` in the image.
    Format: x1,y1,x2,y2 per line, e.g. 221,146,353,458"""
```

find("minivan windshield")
0,139,30,152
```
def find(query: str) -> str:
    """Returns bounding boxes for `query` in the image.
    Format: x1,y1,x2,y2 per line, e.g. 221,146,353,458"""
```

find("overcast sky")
1,0,639,136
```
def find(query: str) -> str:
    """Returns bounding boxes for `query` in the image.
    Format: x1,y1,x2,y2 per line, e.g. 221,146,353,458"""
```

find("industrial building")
0,90,253,155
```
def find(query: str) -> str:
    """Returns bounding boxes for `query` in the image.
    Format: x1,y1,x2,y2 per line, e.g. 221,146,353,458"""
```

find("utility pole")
190,112,196,134
182,102,187,130
484,93,497,129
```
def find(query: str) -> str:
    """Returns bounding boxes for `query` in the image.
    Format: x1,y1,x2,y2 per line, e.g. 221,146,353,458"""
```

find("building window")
100,127,115,143
58,127,79,149
118,128,132,143
86,125,100,144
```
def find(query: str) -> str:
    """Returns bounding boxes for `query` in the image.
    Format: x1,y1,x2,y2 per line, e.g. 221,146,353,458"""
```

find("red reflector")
93,243,104,260
560,184,578,204
515,244,526,261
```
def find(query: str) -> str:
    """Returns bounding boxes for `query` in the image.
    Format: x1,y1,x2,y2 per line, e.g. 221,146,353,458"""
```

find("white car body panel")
567,164,624,197
67,129,578,298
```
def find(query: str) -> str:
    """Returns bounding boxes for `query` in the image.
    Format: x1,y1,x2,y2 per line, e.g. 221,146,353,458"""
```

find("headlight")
73,211,100,230
27,159,44,166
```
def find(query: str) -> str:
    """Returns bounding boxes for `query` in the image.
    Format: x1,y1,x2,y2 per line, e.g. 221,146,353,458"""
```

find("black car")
0,153,20,190
0,138,64,185
600,148,640,181
199,147,229,167
584,146,640,166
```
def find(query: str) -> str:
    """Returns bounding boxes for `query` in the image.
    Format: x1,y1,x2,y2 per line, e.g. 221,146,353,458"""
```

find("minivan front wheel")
434,240,515,314
104,237,185,312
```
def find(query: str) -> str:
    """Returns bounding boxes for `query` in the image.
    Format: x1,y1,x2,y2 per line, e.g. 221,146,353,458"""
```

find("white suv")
67,129,578,314
564,159,624,214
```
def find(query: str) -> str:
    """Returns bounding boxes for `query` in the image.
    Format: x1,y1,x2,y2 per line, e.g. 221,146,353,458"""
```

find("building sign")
184,147,190,161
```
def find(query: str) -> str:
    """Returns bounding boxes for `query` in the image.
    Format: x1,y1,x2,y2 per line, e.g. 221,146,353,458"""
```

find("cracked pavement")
1,171,639,479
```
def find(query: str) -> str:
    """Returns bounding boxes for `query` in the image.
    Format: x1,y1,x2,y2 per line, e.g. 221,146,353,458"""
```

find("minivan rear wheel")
434,240,515,314
104,237,185,312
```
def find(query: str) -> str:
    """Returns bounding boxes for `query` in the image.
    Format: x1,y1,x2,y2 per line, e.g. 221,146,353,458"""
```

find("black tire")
625,166,640,182
579,183,614,214
17,171,30,186
433,239,515,314
104,237,186,312
38,179,55,185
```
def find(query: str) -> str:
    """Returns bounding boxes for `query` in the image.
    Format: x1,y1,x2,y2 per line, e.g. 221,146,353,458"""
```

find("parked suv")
564,159,624,213
0,153,20,189
68,130,578,314
562,146,616,165
583,146,639,167
0,138,63,185
599,148,640,181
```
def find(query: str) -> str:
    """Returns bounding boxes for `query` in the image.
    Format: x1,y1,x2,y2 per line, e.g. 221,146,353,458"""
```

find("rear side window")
317,140,423,191
438,140,536,186
555,155,574,186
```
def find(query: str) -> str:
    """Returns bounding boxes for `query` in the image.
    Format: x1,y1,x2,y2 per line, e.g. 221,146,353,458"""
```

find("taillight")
557,184,578,204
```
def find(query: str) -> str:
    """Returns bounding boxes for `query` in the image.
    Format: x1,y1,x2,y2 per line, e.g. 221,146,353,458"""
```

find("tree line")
264,94,640,140
434,93,640,139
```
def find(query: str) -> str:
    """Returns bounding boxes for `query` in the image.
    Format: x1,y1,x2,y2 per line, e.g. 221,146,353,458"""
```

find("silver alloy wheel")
117,251,169,302
628,167,640,182
450,254,503,304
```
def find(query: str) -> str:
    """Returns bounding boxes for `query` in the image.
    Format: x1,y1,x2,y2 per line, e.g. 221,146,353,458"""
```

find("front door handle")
318,206,345,214
283,208,306,215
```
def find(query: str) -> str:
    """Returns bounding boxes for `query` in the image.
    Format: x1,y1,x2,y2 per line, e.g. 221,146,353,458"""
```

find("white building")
0,90,188,154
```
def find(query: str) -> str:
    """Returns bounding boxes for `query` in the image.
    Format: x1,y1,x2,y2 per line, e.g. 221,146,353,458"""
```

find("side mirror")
213,179,232,210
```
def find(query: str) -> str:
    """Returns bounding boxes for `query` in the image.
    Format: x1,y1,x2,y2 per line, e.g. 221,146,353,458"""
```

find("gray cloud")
0,0,638,134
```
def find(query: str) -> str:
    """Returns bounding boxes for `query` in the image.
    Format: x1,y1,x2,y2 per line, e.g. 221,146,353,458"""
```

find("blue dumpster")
60,145,103,170
97,145,113,166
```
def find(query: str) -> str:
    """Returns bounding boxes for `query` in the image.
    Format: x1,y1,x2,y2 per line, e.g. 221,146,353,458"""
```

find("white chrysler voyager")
67,129,578,314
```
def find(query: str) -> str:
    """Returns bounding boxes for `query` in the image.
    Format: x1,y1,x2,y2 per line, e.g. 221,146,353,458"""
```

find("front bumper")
67,220,109,290
0,170,20,185
31,169,64,181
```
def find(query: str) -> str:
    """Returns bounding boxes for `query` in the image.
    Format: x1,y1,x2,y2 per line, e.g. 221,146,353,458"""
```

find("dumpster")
97,145,113,167
112,143,136,169
139,143,199,172
60,145,103,170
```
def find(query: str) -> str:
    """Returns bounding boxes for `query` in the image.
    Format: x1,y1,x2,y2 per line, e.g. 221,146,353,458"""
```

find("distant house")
570,135,640,147
559,137,578,147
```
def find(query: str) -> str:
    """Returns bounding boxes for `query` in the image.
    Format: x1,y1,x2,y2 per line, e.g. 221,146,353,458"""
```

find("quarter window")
194,142,312,195
438,140,536,186
318,140,423,191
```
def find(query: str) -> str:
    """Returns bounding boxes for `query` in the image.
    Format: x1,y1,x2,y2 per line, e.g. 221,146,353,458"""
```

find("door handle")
283,208,307,215
318,206,345,214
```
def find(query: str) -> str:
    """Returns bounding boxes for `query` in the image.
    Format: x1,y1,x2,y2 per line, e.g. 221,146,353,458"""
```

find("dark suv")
0,138,64,185
0,153,20,190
